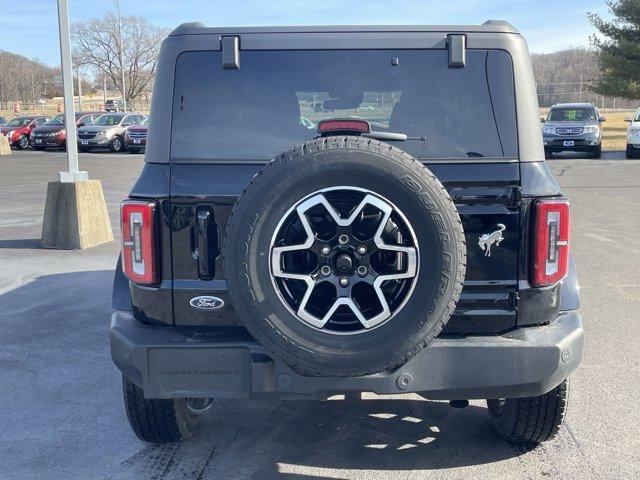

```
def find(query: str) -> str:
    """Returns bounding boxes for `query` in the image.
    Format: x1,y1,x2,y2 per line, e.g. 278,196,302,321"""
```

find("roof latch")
221,36,240,69
447,34,466,68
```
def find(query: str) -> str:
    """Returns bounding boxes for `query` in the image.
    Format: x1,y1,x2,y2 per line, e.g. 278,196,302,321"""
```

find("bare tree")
0,50,60,107
72,13,167,107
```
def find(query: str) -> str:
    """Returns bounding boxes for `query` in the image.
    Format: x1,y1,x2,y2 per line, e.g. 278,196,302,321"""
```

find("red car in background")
124,117,148,153
30,111,103,150
1,116,48,149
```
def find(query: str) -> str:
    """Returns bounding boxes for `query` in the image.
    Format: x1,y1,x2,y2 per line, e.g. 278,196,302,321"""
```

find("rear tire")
544,148,553,159
122,376,204,443
487,380,568,445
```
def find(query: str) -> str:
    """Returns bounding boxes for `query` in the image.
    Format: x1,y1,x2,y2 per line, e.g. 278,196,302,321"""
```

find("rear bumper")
110,310,583,401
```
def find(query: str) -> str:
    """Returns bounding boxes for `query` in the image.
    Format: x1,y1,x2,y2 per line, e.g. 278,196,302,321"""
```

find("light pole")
56,0,86,182
112,0,127,112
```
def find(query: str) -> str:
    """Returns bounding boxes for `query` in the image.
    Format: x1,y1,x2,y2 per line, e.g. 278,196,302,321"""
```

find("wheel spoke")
270,205,316,277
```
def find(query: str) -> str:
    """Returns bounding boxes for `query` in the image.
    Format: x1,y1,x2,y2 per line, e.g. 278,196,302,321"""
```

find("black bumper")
110,310,583,401
31,140,64,147
543,136,599,152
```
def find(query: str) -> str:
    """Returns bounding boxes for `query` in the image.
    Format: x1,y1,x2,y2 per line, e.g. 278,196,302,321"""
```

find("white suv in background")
626,108,640,158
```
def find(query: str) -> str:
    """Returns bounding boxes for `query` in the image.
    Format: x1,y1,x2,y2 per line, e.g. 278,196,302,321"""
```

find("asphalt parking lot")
1,149,639,480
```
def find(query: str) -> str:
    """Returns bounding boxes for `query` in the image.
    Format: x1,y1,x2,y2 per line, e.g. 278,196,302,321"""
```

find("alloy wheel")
270,187,419,334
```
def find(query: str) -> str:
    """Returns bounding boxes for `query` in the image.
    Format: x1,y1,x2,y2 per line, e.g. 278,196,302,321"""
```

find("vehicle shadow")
113,390,528,479
0,270,527,480
0,238,43,249
549,150,633,161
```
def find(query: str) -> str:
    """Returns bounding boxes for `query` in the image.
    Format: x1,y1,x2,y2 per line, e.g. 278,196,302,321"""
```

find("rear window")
171,49,517,161
548,107,596,122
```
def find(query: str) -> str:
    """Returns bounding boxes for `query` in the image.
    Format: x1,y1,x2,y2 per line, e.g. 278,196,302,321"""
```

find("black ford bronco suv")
111,21,583,446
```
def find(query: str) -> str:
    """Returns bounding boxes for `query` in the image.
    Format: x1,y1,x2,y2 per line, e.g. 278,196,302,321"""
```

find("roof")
170,20,519,36
551,103,596,109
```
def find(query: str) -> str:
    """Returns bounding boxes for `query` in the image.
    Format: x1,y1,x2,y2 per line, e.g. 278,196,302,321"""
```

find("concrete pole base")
0,135,11,155
41,180,114,249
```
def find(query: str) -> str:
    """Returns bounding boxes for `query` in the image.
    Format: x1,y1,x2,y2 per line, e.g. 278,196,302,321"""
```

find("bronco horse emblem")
478,224,506,257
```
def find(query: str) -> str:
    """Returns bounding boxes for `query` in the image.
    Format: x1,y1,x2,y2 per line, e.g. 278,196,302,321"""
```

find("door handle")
196,207,218,279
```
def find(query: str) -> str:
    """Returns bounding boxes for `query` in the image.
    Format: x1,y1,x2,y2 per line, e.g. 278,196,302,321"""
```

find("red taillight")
317,119,371,134
121,200,157,284
532,199,570,287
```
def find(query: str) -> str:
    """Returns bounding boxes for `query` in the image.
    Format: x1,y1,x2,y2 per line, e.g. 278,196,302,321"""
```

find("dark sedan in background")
30,111,103,150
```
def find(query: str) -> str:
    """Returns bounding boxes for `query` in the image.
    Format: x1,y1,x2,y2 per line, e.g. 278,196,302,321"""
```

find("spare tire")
223,136,466,377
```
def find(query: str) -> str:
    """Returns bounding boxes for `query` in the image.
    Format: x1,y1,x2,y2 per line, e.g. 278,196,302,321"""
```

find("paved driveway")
0,149,638,479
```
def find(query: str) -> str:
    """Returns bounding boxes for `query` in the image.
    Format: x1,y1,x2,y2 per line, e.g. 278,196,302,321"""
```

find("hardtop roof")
170,20,519,36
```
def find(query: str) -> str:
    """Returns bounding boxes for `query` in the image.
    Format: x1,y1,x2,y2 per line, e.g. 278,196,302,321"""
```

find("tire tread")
122,376,197,443
488,380,568,445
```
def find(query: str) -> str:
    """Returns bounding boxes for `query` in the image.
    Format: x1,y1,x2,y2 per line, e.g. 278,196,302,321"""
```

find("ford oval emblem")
189,295,224,311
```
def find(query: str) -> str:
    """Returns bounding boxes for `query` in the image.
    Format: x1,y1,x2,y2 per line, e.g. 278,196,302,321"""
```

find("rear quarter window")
171,49,517,161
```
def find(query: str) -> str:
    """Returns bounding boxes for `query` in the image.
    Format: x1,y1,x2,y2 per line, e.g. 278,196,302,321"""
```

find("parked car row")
77,112,147,153
0,112,148,153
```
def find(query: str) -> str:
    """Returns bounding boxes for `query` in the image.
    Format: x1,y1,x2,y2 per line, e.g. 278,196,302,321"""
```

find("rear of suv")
110,21,583,446
105,99,125,112
542,103,604,158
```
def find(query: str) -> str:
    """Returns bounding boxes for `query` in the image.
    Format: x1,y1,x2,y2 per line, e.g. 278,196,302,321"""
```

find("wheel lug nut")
356,265,368,277
357,245,367,255
320,245,331,256
320,265,332,277
338,234,349,245
338,276,349,287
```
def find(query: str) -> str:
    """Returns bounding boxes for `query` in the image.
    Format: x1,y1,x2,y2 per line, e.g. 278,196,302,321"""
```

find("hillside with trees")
531,47,636,108
0,51,61,108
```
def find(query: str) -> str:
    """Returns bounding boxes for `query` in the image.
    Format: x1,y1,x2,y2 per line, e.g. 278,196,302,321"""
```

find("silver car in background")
77,112,147,152
625,108,640,159
542,103,605,158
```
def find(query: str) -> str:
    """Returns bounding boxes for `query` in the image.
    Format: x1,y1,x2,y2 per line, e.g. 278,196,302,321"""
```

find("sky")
0,0,611,67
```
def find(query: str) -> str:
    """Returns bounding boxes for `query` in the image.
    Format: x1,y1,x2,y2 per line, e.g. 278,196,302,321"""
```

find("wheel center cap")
335,253,353,274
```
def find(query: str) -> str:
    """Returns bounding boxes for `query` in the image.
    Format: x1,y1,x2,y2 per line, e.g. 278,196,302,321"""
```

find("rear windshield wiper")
363,131,427,142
